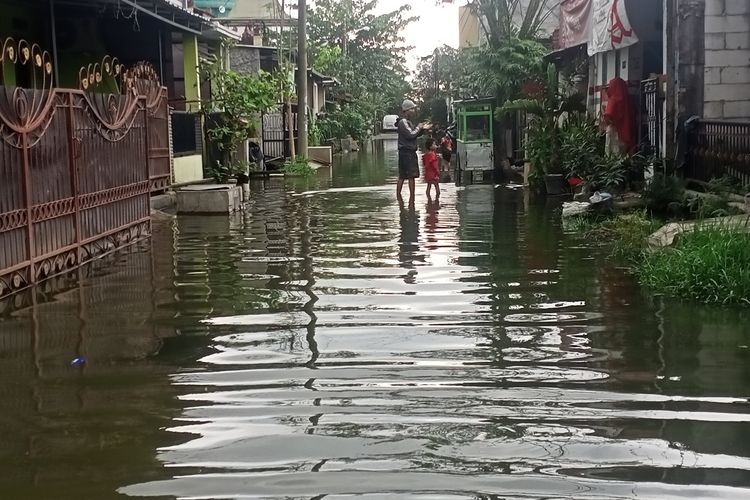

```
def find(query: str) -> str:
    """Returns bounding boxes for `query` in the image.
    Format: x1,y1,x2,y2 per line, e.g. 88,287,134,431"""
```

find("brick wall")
704,0,750,120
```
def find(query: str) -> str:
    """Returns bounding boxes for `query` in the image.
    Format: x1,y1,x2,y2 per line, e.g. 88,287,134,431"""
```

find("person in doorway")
396,99,430,200
423,138,441,199
603,77,635,155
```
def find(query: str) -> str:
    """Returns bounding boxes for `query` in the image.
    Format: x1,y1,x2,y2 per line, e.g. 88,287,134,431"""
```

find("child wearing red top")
423,138,440,198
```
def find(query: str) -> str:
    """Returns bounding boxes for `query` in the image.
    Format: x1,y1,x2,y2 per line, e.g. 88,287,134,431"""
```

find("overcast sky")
374,0,459,71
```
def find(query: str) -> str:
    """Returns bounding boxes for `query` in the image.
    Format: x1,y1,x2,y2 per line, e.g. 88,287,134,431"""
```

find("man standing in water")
396,99,430,200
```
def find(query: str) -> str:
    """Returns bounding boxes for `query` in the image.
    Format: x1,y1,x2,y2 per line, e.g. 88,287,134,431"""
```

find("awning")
307,68,339,86
545,43,587,62
55,0,238,38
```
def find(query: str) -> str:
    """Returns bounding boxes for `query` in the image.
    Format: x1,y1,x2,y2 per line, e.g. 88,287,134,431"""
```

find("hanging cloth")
603,77,635,154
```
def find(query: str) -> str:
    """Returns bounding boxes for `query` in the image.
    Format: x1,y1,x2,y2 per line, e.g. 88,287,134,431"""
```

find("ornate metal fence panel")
0,39,169,298
686,120,750,187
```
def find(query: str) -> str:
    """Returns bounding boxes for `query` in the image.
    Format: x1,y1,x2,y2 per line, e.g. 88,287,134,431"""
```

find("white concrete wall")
704,0,750,120
173,154,205,184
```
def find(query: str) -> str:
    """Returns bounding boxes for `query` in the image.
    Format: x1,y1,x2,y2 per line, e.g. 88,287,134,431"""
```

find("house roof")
220,0,294,25
55,0,239,39
308,68,339,85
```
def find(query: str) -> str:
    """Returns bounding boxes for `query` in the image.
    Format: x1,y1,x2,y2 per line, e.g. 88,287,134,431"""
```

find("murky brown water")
2,140,750,499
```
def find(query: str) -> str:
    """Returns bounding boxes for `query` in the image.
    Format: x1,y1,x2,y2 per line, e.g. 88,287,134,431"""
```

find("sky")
374,0,460,71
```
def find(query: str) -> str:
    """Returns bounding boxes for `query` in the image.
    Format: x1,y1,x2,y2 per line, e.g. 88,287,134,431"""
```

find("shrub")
318,104,371,142
559,114,605,178
643,174,686,215
283,157,315,177
637,226,750,305
206,161,252,183
584,211,661,261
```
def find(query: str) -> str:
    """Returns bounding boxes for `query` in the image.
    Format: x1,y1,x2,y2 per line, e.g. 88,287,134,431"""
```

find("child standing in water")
423,138,440,198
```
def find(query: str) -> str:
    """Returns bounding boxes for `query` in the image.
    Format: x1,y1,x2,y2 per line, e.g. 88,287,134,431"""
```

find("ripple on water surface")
123,180,750,499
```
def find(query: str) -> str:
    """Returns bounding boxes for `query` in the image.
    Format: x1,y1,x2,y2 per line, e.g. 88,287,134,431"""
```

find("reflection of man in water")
398,198,422,284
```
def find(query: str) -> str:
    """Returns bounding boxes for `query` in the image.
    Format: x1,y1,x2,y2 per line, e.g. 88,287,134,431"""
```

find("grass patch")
637,225,750,305
283,157,315,177
566,211,661,262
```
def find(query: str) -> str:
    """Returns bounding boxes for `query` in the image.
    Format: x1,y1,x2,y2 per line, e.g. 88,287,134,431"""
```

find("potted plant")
500,63,585,195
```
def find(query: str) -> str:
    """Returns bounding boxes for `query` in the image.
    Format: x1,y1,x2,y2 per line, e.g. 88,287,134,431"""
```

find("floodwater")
2,140,750,500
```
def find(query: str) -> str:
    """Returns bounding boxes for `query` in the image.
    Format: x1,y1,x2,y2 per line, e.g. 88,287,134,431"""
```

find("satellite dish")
218,5,226,13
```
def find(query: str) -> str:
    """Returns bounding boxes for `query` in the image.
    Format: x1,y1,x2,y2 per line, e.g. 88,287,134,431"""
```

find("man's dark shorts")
398,149,420,179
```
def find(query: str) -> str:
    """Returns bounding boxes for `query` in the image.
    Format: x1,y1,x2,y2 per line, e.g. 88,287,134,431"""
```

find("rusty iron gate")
0,38,170,299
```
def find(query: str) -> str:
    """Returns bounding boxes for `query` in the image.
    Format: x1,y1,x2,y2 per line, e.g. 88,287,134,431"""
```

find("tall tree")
306,0,416,139
413,45,461,124
445,0,558,159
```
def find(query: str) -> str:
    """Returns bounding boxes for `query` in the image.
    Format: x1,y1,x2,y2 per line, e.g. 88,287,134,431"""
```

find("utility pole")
675,0,705,119
296,0,308,158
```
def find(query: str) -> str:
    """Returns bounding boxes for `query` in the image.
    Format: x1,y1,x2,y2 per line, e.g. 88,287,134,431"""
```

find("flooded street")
3,142,750,499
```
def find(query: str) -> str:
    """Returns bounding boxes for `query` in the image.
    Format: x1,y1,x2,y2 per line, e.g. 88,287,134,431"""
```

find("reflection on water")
2,139,750,499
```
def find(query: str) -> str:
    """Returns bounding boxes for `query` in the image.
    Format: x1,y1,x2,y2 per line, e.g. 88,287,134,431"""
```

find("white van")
382,114,398,132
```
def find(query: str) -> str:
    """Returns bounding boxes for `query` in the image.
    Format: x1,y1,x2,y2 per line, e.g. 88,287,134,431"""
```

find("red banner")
559,0,593,50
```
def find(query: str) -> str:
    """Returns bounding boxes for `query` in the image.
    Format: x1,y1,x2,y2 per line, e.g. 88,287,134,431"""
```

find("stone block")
176,185,243,214
705,67,722,84
705,33,725,50
705,83,750,102
229,47,261,74
705,14,749,33
725,33,750,50
721,66,750,84
308,146,333,165
726,0,750,15
705,49,750,67
704,101,724,119
705,0,725,16
723,100,750,119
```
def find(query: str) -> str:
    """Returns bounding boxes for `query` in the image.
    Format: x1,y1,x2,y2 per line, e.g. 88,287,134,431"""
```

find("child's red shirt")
423,151,440,182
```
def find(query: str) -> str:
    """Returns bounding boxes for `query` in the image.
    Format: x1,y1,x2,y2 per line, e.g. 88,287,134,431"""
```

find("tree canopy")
305,0,415,140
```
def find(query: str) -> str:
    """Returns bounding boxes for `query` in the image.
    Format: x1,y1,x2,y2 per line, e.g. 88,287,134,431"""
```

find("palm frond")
499,98,545,117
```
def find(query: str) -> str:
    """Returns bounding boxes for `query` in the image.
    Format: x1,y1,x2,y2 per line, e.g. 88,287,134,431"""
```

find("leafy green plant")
682,194,733,219
206,161,252,183
559,113,605,178
637,225,750,305
308,117,323,147
707,175,743,195
643,174,686,215
581,211,660,262
317,104,370,142
283,157,315,177
502,63,586,176
201,57,277,166
586,154,629,192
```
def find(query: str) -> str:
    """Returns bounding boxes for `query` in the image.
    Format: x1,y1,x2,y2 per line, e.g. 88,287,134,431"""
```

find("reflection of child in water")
425,198,440,246
423,139,440,198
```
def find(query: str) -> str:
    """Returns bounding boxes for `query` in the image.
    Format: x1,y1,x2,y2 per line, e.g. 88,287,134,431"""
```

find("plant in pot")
559,113,606,194
500,63,585,195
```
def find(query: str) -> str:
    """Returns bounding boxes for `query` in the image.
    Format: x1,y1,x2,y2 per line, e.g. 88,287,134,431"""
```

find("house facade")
554,0,750,181
0,0,234,298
